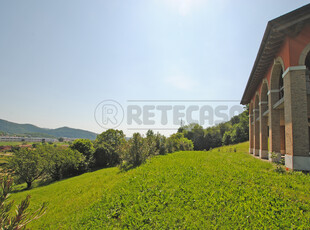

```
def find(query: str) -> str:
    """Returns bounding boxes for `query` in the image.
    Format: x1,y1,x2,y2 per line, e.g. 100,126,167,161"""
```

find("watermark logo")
95,100,244,131
94,100,124,129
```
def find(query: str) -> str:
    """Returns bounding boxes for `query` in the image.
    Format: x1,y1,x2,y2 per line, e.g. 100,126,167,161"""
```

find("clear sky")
0,0,309,136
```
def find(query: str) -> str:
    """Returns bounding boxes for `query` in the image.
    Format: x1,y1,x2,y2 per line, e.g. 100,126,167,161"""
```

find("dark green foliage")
93,143,120,168
58,137,64,142
95,129,126,149
181,124,205,150
119,133,148,170
166,133,194,153
155,133,167,155
0,176,47,229
44,146,85,180
93,129,126,168
178,108,249,150
70,139,94,169
145,130,158,157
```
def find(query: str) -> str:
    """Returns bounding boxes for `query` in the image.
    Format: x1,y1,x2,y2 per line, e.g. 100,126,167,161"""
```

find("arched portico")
242,4,310,170
269,59,285,162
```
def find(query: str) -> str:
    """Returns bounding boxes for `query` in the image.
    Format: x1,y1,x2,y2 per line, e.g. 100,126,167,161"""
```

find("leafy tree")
45,146,85,180
167,133,193,153
95,129,126,149
70,139,94,169
180,123,205,151
0,176,47,229
93,143,119,168
145,130,158,157
8,148,47,189
119,133,148,170
222,132,232,145
94,129,126,168
155,133,167,155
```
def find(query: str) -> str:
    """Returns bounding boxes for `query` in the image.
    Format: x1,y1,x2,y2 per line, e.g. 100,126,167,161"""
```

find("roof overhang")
241,4,310,105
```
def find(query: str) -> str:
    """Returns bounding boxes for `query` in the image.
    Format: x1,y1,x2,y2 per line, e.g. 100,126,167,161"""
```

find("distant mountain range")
0,119,97,140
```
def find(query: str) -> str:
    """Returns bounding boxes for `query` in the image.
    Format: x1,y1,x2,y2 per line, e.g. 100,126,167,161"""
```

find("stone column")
283,66,310,171
268,90,281,161
253,109,260,156
259,101,268,159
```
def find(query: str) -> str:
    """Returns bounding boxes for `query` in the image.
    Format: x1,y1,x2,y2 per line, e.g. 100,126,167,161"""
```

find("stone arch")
270,57,285,101
299,43,310,152
260,80,269,104
269,57,285,161
299,43,310,68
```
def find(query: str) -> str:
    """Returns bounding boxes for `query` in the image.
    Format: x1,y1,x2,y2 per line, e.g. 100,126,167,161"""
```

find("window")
306,51,310,70
279,69,284,99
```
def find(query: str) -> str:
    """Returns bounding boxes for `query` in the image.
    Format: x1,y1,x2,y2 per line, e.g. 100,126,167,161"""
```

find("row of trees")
8,130,194,189
93,129,193,170
178,108,249,151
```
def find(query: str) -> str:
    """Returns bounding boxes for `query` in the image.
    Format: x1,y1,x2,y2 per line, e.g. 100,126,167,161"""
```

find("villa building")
241,4,310,170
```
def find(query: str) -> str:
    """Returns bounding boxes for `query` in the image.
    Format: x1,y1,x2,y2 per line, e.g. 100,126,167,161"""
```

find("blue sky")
0,0,309,136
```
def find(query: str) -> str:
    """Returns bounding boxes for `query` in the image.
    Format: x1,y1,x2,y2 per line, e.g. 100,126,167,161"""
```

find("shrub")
0,176,47,229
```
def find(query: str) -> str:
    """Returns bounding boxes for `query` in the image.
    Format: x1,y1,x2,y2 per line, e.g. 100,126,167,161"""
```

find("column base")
269,152,281,162
249,148,253,154
253,149,260,156
280,150,286,155
259,150,268,159
285,155,310,171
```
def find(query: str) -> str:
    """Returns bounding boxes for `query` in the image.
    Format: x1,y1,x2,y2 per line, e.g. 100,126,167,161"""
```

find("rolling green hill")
10,142,310,229
0,119,97,140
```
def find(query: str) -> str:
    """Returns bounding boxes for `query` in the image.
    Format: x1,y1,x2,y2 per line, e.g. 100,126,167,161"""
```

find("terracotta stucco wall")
250,24,310,104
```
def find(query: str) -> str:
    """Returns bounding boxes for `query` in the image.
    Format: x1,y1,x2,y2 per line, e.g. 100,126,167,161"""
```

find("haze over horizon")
1,0,309,136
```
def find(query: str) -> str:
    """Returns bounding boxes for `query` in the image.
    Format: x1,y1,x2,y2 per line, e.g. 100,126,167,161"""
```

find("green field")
10,142,310,229
0,141,70,147
0,141,24,146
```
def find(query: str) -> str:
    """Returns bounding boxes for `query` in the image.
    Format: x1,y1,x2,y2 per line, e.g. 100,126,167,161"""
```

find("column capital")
267,89,280,95
259,101,268,105
283,65,307,78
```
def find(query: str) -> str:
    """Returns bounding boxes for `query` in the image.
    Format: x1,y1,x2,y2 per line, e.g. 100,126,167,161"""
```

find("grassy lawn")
10,142,310,229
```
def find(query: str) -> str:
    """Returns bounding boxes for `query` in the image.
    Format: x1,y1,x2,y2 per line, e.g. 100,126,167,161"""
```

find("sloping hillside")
11,142,310,229
0,119,97,140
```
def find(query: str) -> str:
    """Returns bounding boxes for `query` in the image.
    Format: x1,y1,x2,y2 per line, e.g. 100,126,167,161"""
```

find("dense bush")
0,176,47,229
